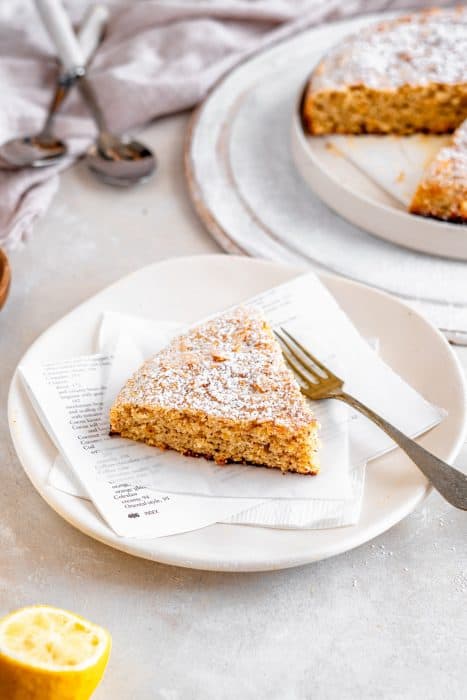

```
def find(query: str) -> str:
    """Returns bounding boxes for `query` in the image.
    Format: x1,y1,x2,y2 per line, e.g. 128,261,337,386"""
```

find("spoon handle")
36,0,110,134
40,5,108,138
77,77,109,133
76,5,108,66
35,0,86,73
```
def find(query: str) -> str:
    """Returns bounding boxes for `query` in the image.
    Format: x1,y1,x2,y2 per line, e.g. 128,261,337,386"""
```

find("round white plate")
291,95,467,260
8,255,467,572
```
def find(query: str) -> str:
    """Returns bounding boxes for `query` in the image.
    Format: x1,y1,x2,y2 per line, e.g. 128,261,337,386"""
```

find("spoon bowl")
0,135,68,169
84,133,157,187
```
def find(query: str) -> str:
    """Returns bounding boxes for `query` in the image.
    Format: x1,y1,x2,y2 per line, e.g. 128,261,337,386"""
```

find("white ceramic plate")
291,75,467,262
8,255,467,571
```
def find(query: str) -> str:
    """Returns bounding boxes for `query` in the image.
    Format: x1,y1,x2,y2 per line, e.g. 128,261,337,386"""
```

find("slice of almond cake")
410,119,467,222
110,307,319,474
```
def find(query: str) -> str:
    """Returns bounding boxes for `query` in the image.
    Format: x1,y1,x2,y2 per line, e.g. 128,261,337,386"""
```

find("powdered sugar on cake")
113,307,315,428
313,8,467,90
434,120,467,183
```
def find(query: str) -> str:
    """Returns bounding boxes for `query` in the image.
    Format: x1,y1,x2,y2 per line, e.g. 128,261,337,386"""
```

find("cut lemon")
0,605,111,700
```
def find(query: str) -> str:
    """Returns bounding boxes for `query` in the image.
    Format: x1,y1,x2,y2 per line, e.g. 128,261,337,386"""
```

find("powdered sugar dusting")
312,8,467,90
114,306,316,428
423,119,467,184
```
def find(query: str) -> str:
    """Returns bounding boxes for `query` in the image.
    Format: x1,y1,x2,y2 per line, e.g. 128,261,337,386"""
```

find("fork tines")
274,327,343,397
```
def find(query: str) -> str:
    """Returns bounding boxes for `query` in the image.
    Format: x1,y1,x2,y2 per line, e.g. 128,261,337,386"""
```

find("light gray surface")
1,114,466,700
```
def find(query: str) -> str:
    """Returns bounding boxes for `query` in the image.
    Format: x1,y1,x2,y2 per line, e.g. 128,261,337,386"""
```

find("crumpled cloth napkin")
0,0,442,249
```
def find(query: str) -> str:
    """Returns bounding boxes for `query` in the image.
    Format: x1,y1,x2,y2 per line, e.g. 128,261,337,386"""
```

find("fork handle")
335,391,467,510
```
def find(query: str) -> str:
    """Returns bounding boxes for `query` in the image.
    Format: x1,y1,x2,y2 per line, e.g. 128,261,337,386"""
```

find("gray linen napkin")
0,0,446,249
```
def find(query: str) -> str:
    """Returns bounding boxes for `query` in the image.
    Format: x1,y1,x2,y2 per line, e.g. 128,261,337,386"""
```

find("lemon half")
0,605,111,700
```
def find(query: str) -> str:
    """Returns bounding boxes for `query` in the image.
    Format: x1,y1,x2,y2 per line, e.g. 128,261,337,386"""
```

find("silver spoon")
78,78,157,187
36,0,156,187
0,5,108,170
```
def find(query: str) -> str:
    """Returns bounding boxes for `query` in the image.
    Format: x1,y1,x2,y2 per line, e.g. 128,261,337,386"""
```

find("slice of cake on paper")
110,307,319,474
410,120,467,222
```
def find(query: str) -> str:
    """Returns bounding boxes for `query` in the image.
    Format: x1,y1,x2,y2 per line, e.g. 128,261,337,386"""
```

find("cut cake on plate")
301,7,467,223
110,306,320,474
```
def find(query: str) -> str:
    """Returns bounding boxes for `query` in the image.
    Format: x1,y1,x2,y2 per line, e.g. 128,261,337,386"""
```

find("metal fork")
275,328,467,511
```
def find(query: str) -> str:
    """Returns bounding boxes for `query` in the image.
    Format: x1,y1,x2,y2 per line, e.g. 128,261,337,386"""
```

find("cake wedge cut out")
410,119,467,223
110,307,320,474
